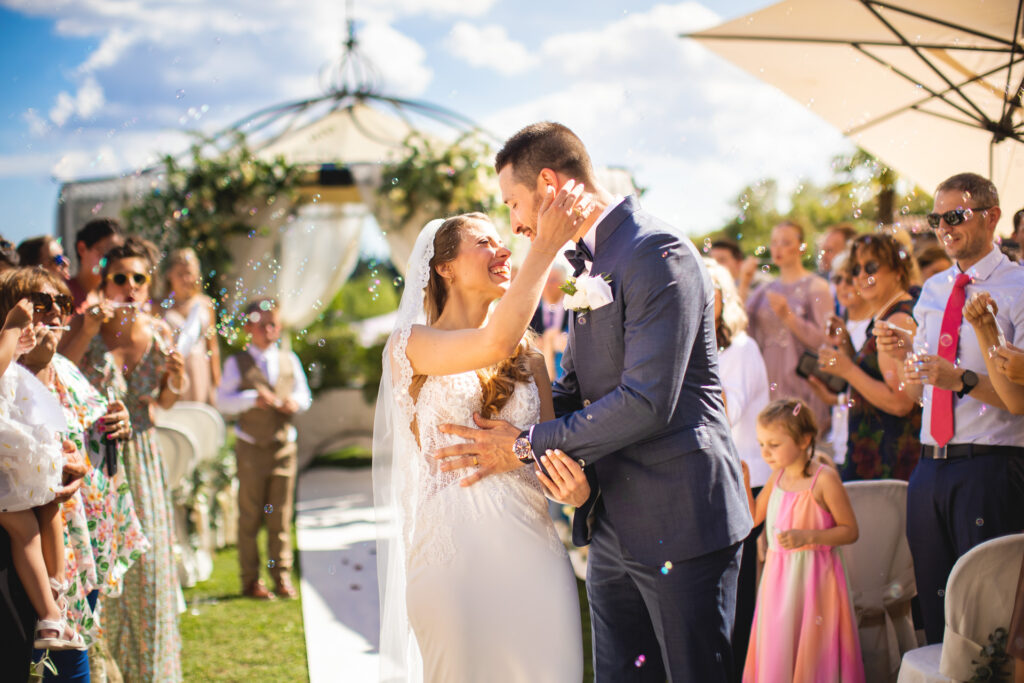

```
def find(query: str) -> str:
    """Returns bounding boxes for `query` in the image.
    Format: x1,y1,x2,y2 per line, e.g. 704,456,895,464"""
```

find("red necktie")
930,273,971,447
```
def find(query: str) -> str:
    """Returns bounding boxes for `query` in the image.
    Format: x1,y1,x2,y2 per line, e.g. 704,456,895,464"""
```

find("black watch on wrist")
513,429,535,463
957,369,979,398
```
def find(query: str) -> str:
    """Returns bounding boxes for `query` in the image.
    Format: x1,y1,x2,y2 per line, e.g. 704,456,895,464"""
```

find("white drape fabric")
898,533,1024,683
845,480,918,683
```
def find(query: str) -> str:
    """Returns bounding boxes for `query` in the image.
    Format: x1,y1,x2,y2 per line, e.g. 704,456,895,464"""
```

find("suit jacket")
531,196,752,567
530,302,570,336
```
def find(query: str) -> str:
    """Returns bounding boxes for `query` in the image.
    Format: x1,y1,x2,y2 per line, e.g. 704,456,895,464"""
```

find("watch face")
514,437,533,461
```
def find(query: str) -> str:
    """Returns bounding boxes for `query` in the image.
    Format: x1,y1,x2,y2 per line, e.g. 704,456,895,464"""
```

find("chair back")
845,480,918,682
940,533,1024,681
155,401,226,466
156,424,200,491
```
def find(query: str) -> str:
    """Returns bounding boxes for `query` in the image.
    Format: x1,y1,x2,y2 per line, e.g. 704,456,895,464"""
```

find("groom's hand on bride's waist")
435,414,522,486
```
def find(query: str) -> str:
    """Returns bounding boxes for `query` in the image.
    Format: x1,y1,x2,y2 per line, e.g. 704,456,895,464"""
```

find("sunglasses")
851,261,881,277
29,291,74,316
107,272,150,287
53,254,70,268
926,206,992,230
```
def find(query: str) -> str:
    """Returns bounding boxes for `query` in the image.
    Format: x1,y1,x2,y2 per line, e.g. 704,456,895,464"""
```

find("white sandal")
49,577,69,613
34,617,87,651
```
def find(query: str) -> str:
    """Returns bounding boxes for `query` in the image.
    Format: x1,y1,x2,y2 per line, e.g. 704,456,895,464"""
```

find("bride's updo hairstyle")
423,212,540,418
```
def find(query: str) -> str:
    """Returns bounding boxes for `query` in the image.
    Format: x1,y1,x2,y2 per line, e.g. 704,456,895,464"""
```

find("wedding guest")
807,252,873,465
878,172,1024,644
74,237,185,682
817,233,921,482
1013,207,1024,246
711,237,760,302
1,267,147,681
529,263,569,380
66,218,123,314
916,245,953,281
818,223,857,276
747,220,834,437
0,271,89,674
744,399,864,682
0,290,85,654
17,236,71,281
0,236,18,271
161,248,220,404
217,299,311,600
705,258,770,674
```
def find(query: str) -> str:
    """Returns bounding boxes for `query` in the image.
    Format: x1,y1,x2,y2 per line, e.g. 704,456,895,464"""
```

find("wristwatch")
513,430,535,463
956,369,979,398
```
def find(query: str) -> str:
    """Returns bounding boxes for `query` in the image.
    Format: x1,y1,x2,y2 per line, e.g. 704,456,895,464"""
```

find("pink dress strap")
809,463,826,489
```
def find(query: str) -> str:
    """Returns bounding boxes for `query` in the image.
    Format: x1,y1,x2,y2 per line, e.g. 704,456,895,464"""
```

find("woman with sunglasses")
807,252,874,466
160,248,220,405
1,267,148,681
73,237,185,682
817,233,921,482
746,220,835,437
16,236,71,281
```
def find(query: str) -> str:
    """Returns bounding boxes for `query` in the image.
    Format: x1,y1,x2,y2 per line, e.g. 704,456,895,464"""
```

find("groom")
437,122,752,681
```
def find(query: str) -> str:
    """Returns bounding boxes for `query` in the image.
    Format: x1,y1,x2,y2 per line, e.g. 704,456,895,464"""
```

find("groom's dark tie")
564,239,594,277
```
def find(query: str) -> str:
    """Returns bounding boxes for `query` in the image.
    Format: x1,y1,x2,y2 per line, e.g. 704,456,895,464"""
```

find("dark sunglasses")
851,261,880,277
107,272,150,287
29,291,73,316
926,206,991,230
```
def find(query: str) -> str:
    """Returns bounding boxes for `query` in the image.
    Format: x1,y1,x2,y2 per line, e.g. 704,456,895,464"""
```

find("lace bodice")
404,371,562,566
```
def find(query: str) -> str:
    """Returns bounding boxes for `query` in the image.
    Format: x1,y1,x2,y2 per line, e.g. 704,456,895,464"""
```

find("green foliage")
380,131,499,220
121,131,306,287
704,148,933,262
290,259,400,401
969,627,1011,683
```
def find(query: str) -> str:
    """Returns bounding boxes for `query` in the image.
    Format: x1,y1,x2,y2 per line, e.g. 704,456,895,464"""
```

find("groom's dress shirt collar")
581,196,625,261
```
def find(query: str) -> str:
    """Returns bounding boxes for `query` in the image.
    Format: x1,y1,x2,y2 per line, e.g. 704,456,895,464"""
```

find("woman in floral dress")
4,266,147,681
71,238,185,682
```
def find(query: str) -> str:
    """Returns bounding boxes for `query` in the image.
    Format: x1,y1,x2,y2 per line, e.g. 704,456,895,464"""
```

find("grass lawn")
180,529,308,682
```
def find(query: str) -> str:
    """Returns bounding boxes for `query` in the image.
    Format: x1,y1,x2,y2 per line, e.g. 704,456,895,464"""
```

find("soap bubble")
634,655,646,668
267,560,276,569
264,504,273,514
939,333,953,348
661,561,673,575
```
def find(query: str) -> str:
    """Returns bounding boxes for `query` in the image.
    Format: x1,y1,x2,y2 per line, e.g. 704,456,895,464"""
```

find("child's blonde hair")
758,399,818,477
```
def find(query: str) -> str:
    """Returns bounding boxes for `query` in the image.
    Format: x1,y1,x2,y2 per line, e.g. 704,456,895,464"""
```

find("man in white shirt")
217,299,312,600
878,173,1024,644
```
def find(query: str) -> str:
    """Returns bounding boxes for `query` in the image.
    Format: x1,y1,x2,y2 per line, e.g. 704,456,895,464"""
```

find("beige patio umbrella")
688,0,1023,233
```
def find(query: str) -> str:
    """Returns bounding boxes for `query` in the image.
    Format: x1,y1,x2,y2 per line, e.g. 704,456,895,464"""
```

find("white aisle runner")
297,467,380,682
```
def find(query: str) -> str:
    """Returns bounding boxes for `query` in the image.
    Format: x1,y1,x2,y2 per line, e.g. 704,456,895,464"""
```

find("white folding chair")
845,480,919,683
155,401,226,466
898,533,1024,683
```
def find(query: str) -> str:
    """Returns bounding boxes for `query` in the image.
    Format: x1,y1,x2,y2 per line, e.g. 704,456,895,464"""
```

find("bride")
374,183,590,682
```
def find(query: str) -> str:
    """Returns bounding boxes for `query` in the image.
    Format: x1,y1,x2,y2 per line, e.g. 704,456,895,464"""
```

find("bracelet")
165,373,189,395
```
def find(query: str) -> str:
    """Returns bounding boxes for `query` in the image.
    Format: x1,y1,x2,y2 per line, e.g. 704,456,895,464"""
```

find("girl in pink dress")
744,399,865,683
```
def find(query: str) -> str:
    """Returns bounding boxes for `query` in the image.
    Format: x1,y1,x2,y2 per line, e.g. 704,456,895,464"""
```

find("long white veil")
373,218,444,683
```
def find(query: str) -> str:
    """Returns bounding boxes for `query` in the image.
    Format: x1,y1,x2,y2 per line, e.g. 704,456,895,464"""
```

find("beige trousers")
235,438,297,587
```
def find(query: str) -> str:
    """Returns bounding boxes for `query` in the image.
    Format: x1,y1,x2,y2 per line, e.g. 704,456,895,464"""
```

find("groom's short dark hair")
495,122,597,187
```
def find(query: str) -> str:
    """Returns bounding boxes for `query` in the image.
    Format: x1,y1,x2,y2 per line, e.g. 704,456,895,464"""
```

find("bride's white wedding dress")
374,218,582,682
403,370,582,682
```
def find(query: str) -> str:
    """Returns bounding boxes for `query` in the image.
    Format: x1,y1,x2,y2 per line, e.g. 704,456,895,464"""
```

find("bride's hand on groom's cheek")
435,414,521,486
536,450,590,508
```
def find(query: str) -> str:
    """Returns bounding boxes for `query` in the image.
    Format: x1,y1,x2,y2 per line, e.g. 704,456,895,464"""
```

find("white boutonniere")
561,273,613,313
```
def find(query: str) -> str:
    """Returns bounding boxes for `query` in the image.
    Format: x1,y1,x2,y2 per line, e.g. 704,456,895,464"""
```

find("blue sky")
0,0,851,250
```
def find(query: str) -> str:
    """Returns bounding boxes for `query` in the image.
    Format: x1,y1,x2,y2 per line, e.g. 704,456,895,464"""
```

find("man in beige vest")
217,299,311,599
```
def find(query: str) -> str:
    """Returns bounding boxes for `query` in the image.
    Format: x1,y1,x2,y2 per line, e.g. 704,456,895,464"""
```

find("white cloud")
483,2,851,236
445,22,539,76
49,76,106,126
22,108,50,137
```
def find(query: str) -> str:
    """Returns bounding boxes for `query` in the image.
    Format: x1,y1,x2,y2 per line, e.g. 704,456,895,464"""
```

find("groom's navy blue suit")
530,195,752,682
